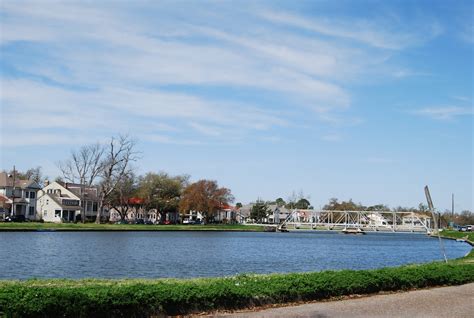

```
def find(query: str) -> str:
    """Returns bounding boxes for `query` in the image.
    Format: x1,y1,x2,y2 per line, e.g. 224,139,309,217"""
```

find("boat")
264,226,276,232
341,228,366,235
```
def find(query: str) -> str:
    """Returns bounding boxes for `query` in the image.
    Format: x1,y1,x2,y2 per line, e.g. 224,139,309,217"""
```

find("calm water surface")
0,231,470,279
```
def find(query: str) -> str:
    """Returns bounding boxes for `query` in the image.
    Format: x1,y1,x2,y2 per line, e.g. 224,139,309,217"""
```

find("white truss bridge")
278,210,432,233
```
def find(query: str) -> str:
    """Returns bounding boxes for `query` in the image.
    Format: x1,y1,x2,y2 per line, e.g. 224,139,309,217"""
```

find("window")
29,206,35,215
25,191,30,198
30,192,36,199
63,199,79,206
44,210,48,216
55,210,61,217
93,202,98,212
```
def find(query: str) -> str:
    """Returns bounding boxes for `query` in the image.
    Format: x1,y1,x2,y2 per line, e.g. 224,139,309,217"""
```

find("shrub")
0,261,473,317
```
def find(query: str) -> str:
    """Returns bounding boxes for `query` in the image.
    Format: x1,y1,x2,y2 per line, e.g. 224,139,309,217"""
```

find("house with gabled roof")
0,172,41,220
36,181,102,222
236,203,291,224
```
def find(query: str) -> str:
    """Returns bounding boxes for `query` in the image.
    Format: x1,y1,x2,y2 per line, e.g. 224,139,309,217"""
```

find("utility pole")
11,165,16,217
451,193,454,217
81,176,85,223
425,186,447,263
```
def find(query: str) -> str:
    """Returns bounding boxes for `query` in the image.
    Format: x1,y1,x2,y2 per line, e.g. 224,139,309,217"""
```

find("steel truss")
278,210,432,233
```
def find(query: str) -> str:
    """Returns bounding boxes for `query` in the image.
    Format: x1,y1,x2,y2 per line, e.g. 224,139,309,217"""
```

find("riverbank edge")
1,248,472,317
0,223,264,232
435,230,474,246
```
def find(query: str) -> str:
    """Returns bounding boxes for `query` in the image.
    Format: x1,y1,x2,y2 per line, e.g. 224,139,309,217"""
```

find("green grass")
0,254,473,317
0,222,264,232
438,229,474,244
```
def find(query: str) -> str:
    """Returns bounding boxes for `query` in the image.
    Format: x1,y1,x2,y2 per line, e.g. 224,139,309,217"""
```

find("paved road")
208,283,474,318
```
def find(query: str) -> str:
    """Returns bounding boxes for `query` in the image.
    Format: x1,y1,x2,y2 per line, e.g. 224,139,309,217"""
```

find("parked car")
115,220,129,225
4,215,26,222
163,220,172,225
135,219,145,225
144,220,154,225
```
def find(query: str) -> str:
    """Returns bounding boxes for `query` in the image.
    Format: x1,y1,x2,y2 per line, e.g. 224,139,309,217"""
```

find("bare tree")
108,172,137,221
57,143,105,223
58,143,104,185
24,166,45,186
96,136,139,223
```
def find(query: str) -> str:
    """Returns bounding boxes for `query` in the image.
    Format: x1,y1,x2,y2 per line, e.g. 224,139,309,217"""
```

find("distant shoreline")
0,222,264,232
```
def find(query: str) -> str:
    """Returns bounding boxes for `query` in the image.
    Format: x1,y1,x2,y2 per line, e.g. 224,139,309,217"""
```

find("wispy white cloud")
321,134,342,142
259,10,442,50
0,1,446,147
392,69,432,78
0,132,92,147
412,106,473,120
452,96,472,103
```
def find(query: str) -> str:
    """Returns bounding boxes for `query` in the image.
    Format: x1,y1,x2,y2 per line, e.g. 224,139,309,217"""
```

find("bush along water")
0,259,473,317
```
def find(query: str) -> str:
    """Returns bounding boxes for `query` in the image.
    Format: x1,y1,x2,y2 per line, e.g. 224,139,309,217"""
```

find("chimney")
44,180,50,187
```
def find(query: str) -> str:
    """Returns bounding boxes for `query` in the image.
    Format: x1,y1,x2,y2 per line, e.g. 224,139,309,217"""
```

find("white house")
237,203,291,224
0,172,40,220
36,181,102,222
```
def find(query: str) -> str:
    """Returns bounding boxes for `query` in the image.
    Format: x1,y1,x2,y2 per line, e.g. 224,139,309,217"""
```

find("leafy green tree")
235,202,243,209
275,198,286,207
250,200,271,223
418,203,429,212
367,204,390,211
393,206,415,212
138,172,189,223
286,191,310,209
179,179,234,223
323,198,364,211
295,198,311,209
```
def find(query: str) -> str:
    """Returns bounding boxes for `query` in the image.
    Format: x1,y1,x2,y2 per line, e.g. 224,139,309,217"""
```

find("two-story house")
0,172,41,220
36,181,102,222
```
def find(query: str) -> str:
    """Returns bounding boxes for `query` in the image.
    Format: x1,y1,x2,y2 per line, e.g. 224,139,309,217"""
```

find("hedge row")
1,261,473,317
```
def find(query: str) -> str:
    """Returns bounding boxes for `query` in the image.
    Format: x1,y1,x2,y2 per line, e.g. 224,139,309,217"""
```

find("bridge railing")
278,210,432,233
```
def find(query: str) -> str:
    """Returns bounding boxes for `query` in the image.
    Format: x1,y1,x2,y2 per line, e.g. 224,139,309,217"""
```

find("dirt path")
206,283,474,317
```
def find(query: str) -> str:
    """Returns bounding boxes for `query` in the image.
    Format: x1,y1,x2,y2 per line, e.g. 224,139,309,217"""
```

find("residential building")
36,181,103,222
108,197,153,223
267,204,291,224
214,204,237,223
0,172,40,220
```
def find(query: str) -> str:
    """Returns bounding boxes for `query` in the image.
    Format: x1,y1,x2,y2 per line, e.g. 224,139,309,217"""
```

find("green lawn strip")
0,222,264,232
1,260,473,317
438,230,474,244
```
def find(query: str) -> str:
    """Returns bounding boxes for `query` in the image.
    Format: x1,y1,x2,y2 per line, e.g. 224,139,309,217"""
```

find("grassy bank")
1,251,473,317
438,229,474,244
0,222,263,232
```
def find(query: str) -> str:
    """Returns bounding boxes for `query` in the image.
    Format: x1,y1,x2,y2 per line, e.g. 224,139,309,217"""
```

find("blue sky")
1,0,472,211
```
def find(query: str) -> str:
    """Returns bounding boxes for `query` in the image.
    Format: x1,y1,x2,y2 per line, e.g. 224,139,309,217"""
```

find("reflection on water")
0,231,470,279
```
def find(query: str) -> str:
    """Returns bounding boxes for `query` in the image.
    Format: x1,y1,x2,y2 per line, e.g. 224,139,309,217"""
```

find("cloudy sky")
1,0,472,211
